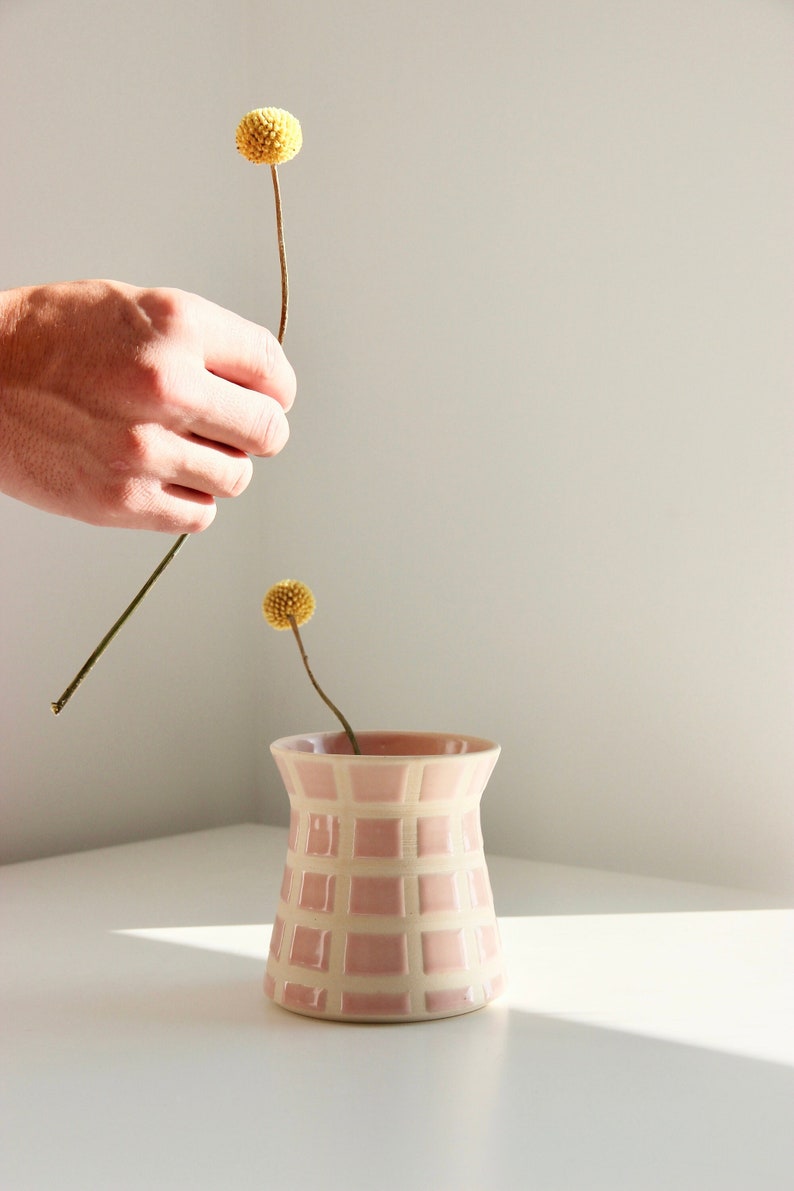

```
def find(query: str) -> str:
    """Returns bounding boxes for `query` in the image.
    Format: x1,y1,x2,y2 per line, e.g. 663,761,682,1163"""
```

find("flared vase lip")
270,729,501,759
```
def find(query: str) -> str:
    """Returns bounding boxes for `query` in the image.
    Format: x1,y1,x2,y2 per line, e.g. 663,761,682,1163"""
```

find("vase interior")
272,730,498,758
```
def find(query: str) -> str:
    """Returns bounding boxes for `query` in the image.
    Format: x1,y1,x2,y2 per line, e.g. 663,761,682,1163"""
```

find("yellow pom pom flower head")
236,107,302,165
263,580,361,755
262,579,315,629
236,105,302,345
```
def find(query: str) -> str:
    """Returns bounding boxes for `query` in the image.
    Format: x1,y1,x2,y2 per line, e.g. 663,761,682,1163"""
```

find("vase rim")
270,730,500,759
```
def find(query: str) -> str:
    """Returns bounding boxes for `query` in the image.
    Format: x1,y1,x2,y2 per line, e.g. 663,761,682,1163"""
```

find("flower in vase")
263,580,360,755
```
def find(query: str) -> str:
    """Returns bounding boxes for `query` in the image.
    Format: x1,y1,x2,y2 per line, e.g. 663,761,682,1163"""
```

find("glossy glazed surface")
265,731,505,1021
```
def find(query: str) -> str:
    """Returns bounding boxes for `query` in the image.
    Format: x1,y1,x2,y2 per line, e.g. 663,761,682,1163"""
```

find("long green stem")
51,166,290,714
288,615,361,754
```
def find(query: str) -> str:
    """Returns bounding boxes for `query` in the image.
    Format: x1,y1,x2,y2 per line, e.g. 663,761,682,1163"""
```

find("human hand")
0,279,296,532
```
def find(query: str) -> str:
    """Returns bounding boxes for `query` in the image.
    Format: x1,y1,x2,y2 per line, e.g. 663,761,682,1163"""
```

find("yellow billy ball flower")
236,107,303,165
263,580,316,630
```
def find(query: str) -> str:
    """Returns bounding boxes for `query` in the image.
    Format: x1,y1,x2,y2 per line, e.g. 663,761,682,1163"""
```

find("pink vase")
264,730,505,1022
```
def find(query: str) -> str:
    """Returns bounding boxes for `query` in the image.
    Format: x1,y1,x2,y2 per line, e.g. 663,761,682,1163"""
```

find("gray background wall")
1,0,792,893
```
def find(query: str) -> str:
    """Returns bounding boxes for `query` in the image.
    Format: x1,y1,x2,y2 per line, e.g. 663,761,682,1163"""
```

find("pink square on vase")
288,809,300,851
344,932,409,975
466,753,498,799
283,982,328,1012
289,925,331,972
294,759,338,800
421,928,468,973
417,815,455,857
483,971,506,1002
349,876,405,916
279,866,293,904
418,872,460,914
305,814,340,857
269,915,285,960
425,986,476,1013
461,808,483,853
476,923,501,963
298,871,336,913
467,867,493,910
419,761,470,802
350,763,408,803
341,991,411,1016
352,817,402,858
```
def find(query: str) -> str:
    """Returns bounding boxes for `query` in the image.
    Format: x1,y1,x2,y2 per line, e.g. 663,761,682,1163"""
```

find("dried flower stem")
288,615,361,754
50,534,188,715
272,165,289,343
51,166,291,714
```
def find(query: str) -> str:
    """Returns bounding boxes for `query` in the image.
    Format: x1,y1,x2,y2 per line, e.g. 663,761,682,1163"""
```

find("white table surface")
1,824,792,1191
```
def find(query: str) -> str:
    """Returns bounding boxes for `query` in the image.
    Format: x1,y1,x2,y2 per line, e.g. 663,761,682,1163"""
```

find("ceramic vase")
264,730,505,1022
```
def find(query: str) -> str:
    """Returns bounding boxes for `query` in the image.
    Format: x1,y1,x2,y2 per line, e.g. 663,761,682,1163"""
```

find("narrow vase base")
264,971,506,1024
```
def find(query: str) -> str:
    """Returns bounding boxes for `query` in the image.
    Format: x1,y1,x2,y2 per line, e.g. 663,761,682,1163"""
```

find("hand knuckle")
137,285,192,331
110,424,153,472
